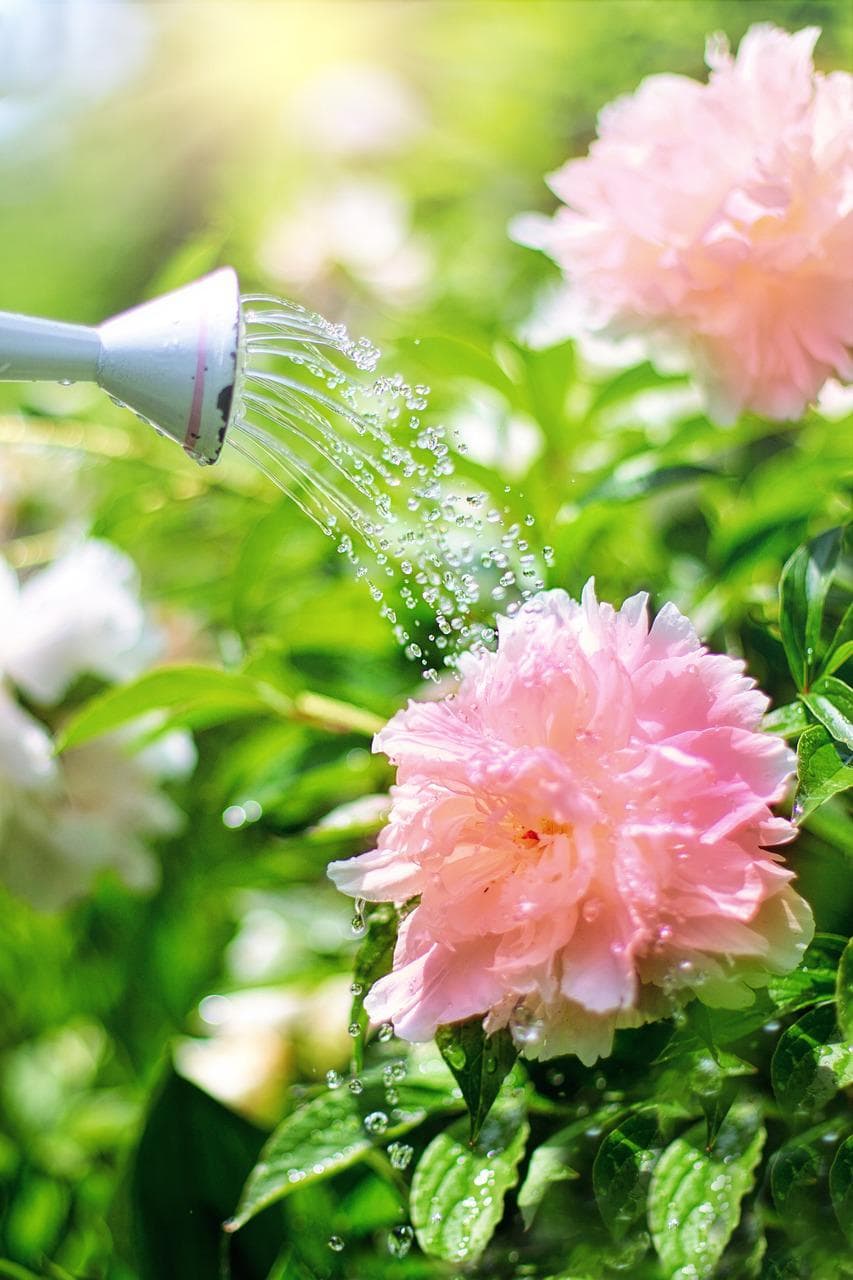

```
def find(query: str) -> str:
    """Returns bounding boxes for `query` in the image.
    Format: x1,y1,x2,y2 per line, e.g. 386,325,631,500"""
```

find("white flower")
0,540,160,704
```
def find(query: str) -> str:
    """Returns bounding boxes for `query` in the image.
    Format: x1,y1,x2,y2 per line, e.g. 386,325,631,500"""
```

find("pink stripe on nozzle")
184,315,208,453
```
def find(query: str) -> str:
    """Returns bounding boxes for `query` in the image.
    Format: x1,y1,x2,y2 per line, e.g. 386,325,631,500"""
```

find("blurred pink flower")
329,584,812,1065
513,24,853,422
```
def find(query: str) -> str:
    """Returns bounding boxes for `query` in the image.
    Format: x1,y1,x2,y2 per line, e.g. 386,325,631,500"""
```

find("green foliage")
647,1102,765,1280
435,1018,518,1141
771,1004,853,1115
230,1066,460,1231
0,3,850,1278
409,1095,529,1263
779,526,846,692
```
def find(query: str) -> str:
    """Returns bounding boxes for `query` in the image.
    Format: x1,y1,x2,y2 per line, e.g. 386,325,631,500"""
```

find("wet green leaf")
830,1135,853,1244
517,1117,590,1230
768,934,846,1014
229,1069,459,1231
771,1004,853,1114
837,937,853,1045
435,1017,518,1141
771,1121,845,1231
349,905,398,1073
592,1107,665,1241
802,676,853,751
794,724,853,820
410,1098,528,1263
648,1101,765,1280
763,701,810,738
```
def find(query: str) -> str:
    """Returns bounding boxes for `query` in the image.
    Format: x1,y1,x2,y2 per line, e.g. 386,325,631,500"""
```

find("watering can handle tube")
0,311,101,384
0,268,241,466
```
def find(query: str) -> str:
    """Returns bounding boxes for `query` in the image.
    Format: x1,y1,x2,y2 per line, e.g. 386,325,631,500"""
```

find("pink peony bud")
513,24,853,423
329,584,813,1065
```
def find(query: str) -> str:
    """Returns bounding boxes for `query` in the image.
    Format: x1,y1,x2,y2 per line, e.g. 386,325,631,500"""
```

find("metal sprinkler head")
0,267,242,465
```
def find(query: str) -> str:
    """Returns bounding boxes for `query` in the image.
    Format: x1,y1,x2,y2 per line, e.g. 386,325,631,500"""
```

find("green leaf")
821,602,853,678
648,1101,765,1280
517,1117,592,1230
584,361,686,420
763,701,810,738
57,665,290,751
801,676,853,751
229,1068,459,1232
768,934,846,1015
771,1121,845,1230
771,1004,853,1114
593,1107,665,1241
435,1017,518,1141
830,1135,853,1244
517,341,575,437
132,1070,282,1279
837,938,853,1046
580,461,717,507
779,527,845,690
795,724,853,820
396,334,519,403
410,1099,529,1263
349,905,398,1074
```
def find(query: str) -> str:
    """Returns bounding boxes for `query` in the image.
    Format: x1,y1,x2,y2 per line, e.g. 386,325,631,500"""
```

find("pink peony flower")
328,584,813,1065
513,24,853,423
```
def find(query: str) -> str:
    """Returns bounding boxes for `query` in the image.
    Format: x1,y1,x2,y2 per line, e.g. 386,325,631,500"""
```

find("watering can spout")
0,267,241,465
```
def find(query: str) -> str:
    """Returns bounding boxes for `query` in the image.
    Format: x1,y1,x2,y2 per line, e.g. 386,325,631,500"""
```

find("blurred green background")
0,2,850,1277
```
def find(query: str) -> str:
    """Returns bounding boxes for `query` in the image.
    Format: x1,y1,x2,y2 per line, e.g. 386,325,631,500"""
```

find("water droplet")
387,1141,414,1170
364,1110,388,1135
377,1022,394,1042
387,1225,414,1258
509,1004,544,1046
328,1236,345,1252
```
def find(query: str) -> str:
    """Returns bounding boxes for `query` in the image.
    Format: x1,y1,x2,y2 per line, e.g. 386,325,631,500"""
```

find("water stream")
227,295,548,676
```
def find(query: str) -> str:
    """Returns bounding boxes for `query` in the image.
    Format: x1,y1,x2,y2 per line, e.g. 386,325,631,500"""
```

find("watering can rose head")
328,582,813,1065
513,23,853,423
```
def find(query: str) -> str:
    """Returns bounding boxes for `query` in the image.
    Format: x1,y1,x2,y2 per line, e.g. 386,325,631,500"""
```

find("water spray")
0,268,241,464
0,268,546,673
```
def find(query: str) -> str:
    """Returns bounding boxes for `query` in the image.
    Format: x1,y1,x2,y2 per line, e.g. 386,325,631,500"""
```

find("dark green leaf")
794,724,853,820
768,934,846,1014
229,1067,460,1231
821,600,853,678
837,938,853,1046
779,527,845,690
349,904,398,1073
435,1017,518,1141
763,701,810,738
580,461,717,507
517,1117,594,1230
830,1135,853,1244
771,1121,845,1231
410,1097,528,1263
132,1070,281,1279
648,1102,765,1280
592,1107,665,1241
57,665,291,751
771,1004,853,1114
802,676,853,751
